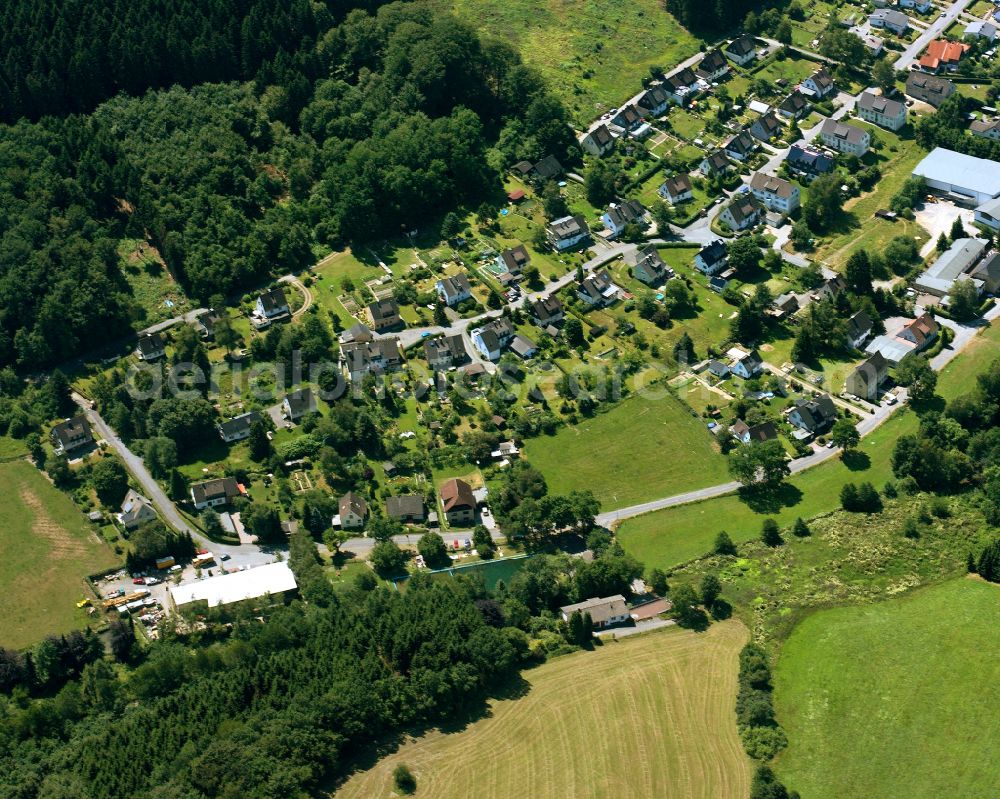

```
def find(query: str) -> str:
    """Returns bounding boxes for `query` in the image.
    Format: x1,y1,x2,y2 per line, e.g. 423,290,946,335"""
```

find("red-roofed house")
919,39,970,72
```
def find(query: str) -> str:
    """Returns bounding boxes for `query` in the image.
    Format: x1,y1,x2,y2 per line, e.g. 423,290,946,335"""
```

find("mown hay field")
333,621,751,799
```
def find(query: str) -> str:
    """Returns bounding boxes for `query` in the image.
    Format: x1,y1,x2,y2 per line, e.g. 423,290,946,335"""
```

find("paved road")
894,0,974,70
596,303,999,528
72,392,273,569
596,617,676,639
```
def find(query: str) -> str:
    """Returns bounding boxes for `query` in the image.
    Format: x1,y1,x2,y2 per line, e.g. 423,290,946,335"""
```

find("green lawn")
774,579,1000,799
810,122,929,269
522,392,729,509
618,409,916,568
0,460,119,649
936,317,1000,401
117,238,192,329
432,0,704,126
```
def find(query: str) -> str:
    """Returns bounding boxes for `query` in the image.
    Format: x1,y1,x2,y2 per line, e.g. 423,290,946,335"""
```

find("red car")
197,549,208,555
132,577,146,585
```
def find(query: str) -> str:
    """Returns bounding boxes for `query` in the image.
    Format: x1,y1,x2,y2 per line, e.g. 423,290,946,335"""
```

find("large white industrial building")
168,561,298,610
912,147,1000,205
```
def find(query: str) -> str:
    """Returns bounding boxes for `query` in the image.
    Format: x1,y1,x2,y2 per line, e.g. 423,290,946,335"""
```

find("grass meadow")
332,620,751,799
774,579,1000,799
0,460,118,649
522,392,729,509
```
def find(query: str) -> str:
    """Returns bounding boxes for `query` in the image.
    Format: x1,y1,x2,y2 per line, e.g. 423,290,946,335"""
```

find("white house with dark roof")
750,111,783,142
720,195,764,231
471,317,514,361
191,477,244,510
695,240,728,275
696,48,730,82
50,415,93,455
777,91,809,120
136,331,166,361
580,124,615,156
662,67,699,106
730,349,763,379
636,85,670,116
601,200,645,239
424,334,468,371
118,489,157,531
217,410,260,443
255,287,290,322
845,352,889,401
857,91,907,131
723,130,757,162
724,36,757,66
577,269,618,307
529,295,564,327
819,118,871,156
700,150,732,176
659,174,693,204
750,173,800,215
435,273,473,307
283,387,315,421
546,215,589,251
801,68,836,99
869,8,909,35
559,595,630,629
846,310,874,349
788,395,838,434
626,245,671,286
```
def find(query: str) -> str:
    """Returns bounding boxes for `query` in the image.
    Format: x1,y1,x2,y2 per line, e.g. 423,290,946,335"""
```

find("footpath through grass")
523,392,729,509
774,579,1000,799
333,620,751,799
0,460,118,649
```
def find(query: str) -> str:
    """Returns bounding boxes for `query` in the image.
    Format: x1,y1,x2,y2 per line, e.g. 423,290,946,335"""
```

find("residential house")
440,478,476,526
135,331,166,361
190,477,244,510
731,420,779,445
626,245,672,286
801,68,836,99
750,111,782,142
857,91,907,131
435,273,473,307
386,495,425,524
636,85,670,116
708,360,730,378
771,293,800,319
846,310,874,349
662,67,699,106
601,200,646,239
50,415,93,455
283,387,315,421
750,172,801,214
919,39,970,72
700,150,732,176
546,214,589,251
339,322,373,346
694,240,729,275
866,314,939,364
471,317,514,361
580,124,615,156
815,274,848,300
659,173,693,204
905,72,955,108
529,295,564,327
788,395,838,434
858,33,885,56
845,352,890,401
532,155,564,181
510,334,538,359
971,118,1000,142
900,0,932,12
255,287,290,323
965,20,998,40
118,489,157,531
559,595,630,629
217,411,260,443
610,104,643,132
497,245,531,284
869,9,909,36
338,492,367,530
720,194,764,231
577,269,618,306
970,252,1000,294
424,334,469,371
819,118,871,155
696,48,730,82
724,36,757,66
723,130,757,162
341,338,404,382
787,144,835,179
366,297,403,331
731,349,764,379
777,91,809,120
898,313,939,348
192,308,224,339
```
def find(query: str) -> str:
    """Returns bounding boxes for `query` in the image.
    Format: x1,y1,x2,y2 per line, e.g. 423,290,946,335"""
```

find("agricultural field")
523,391,730,509
332,620,751,799
0,460,118,649
774,579,1000,799
430,0,704,125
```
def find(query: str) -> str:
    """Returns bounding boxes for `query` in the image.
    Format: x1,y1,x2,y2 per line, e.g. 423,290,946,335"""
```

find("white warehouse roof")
169,561,297,608
913,147,1000,201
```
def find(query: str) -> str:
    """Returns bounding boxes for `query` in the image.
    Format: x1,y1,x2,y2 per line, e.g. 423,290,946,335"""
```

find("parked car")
133,577,145,585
